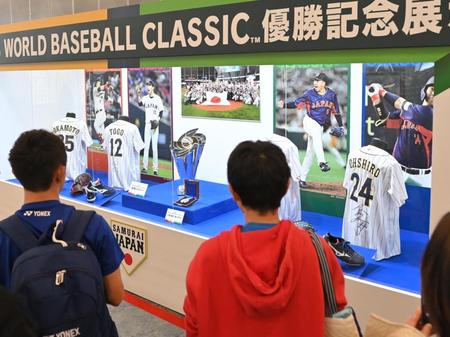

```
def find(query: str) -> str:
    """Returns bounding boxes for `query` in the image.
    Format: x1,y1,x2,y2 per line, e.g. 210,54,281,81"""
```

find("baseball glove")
329,126,345,138
150,120,159,130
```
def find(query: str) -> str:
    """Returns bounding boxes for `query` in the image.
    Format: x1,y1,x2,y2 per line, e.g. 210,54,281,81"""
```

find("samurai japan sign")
111,219,148,276
0,0,449,64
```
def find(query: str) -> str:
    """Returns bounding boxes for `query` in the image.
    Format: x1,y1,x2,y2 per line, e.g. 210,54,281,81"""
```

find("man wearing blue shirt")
0,129,124,307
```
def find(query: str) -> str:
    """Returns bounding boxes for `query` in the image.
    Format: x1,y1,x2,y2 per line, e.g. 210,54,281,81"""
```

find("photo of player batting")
276,65,349,197
181,66,260,121
128,68,172,180
364,63,434,188
85,70,122,144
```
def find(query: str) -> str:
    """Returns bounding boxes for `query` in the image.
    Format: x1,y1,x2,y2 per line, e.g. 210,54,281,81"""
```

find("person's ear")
229,185,240,203
54,165,66,184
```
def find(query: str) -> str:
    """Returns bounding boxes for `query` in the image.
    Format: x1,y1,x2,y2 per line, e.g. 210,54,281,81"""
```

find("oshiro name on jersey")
348,158,381,177
53,124,80,135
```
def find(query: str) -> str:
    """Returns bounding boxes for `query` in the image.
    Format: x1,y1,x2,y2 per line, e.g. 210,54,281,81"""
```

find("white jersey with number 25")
342,145,407,261
52,117,93,180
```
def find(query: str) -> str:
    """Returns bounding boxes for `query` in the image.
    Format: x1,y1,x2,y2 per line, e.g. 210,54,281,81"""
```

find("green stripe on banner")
140,0,257,15
435,53,450,95
140,47,450,68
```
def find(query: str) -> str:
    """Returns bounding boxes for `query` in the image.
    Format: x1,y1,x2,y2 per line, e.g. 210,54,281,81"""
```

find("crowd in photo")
183,79,260,106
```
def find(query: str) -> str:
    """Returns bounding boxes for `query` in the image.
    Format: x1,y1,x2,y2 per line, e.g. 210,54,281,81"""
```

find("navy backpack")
0,210,119,337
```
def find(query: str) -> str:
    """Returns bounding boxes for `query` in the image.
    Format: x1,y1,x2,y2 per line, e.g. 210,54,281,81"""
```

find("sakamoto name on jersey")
53,124,81,135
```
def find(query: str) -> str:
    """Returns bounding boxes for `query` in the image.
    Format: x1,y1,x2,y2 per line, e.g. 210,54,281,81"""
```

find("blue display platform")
7,175,427,294
122,180,238,225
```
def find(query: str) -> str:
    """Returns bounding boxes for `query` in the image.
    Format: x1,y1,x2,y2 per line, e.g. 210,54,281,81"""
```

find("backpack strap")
61,210,95,242
0,215,39,252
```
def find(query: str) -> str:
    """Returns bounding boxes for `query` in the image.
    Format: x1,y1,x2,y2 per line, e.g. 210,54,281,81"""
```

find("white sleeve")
133,126,145,152
342,157,352,190
289,146,302,180
388,162,408,208
82,122,93,147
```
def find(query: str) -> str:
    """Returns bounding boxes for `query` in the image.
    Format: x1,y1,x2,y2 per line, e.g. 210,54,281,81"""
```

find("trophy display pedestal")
122,180,238,224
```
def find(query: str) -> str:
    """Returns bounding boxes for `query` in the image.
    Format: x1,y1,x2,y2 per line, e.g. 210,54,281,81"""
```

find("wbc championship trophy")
170,129,206,206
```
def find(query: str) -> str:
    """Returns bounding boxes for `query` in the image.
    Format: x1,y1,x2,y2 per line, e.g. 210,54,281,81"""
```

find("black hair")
9,129,67,192
227,141,290,214
421,212,450,337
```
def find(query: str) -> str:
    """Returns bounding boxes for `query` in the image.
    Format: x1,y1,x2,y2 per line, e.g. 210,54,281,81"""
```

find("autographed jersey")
52,117,93,180
294,88,340,126
103,120,145,190
389,102,433,169
270,134,302,222
93,87,106,112
342,145,407,260
140,94,164,123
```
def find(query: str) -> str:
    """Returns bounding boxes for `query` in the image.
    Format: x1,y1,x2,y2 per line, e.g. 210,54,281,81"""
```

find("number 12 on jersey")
110,138,123,157
350,173,374,207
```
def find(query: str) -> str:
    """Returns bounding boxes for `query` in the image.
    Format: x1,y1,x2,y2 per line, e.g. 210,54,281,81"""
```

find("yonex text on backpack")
0,210,118,337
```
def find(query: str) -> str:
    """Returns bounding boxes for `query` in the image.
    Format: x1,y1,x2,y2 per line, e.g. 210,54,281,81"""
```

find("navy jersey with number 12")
342,145,407,260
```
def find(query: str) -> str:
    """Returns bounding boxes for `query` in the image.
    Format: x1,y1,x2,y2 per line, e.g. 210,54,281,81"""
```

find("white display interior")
0,69,85,180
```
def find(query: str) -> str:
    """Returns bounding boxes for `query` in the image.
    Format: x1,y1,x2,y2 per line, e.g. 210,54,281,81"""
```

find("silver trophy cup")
170,129,206,195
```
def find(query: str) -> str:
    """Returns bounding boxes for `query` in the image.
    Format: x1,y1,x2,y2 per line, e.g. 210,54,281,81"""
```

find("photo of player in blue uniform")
365,63,434,188
277,70,347,192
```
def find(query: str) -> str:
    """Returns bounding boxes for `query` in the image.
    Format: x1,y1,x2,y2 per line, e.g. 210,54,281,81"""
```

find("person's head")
146,79,155,94
95,78,101,88
227,141,290,215
9,129,67,193
421,212,450,336
313,72,329,92
421,76,434,106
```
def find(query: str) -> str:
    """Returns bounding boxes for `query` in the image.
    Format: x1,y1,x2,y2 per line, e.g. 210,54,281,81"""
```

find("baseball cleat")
324,233,365,267
153,170,158,176
319,162,331,172
84,183,97,203
299,180,308,188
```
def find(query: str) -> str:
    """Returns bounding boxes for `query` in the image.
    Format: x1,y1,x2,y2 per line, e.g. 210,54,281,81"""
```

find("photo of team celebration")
182,66,260,121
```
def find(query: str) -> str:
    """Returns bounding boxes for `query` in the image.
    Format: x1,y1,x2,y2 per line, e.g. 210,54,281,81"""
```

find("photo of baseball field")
181,66,260,121
85,70,122,144
363,62,434,188
128,68,173,180
275,64,350,197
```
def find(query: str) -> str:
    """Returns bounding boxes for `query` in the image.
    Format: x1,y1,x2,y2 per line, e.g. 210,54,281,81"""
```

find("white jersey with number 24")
342,145,407,261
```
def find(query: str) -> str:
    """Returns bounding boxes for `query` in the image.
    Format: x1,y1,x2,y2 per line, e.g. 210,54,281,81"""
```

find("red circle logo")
124,253,133,266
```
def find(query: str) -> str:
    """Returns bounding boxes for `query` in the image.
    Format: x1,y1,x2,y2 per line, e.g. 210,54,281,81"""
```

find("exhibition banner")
0,0,449,64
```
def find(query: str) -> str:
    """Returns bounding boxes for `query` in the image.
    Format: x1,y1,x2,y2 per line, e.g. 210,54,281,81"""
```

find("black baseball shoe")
324,233,365,267
319,162,331,172
153,170,158,176
299,180,308,188
84,182,97,203
90,179,116,197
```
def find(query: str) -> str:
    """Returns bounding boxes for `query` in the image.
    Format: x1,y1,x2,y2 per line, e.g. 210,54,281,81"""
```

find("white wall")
430,87,450,233
349,64,363,152
172,66,274,184
0,69,85,180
